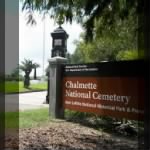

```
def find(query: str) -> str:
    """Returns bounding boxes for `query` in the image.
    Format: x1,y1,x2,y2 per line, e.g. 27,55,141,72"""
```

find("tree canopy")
21,0,144,41
19,59,40,87
21,0,144,63
70,9,143,63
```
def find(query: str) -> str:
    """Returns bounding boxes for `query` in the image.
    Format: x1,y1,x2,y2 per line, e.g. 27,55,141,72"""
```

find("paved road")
5,91,49,111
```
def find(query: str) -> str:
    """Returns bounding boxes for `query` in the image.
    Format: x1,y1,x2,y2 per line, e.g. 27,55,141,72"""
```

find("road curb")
5,90,47,95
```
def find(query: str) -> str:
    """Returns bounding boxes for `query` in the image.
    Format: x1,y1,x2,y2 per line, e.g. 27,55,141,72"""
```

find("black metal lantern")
51,26,69,58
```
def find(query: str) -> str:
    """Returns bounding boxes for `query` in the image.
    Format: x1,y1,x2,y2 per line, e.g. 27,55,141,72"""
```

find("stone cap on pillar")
48,56,68,64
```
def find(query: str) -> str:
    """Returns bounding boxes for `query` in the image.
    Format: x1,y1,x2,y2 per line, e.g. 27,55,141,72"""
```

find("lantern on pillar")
51,25,69,58
45,24,69,104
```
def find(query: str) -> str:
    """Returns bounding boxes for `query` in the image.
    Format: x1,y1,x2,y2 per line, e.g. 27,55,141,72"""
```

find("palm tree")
33,63,40,80
19,59,34,88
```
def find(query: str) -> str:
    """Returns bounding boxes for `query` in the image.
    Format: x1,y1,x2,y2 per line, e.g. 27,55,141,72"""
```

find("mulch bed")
5,121,144,150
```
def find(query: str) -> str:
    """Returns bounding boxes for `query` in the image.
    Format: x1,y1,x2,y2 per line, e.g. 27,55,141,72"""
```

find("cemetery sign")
62,60,145,121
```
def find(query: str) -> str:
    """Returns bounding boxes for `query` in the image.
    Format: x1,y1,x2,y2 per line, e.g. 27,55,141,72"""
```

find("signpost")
48,58,145,149
62,60,145,121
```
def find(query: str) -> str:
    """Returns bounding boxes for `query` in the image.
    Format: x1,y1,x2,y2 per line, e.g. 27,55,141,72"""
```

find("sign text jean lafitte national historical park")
62,60,145,121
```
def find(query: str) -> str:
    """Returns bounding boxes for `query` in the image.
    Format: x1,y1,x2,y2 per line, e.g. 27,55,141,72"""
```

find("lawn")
5,108,50,129
3,81,47,94
19,108,50,128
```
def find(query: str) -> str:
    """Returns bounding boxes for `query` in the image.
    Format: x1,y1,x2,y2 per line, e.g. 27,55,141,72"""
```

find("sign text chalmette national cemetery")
62,61,145,121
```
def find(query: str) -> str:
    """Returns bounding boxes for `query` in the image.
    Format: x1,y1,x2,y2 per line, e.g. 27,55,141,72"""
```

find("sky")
19,3,83,77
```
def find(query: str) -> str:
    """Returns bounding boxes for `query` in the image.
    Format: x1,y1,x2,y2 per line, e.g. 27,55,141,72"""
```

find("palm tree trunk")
34,68,37,80
24,74,30,88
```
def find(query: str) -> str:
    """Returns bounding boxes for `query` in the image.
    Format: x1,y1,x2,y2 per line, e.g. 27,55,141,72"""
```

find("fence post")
48,56,67,119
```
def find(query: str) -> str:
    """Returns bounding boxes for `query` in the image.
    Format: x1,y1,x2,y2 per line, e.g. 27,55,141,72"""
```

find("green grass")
4,111,19,128
3,81,47,93
5,108,51,129
19,108,51,128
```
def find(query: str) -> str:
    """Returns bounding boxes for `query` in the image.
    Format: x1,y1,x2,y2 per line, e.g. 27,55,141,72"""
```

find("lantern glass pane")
54,39,62,46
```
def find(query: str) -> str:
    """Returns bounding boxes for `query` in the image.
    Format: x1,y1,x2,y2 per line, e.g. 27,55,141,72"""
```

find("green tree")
33,63,40,80
71,11,139,63
10,65,21,79
21,0,144,41
19,59,34,88
116,50,144,61
21,0,144,62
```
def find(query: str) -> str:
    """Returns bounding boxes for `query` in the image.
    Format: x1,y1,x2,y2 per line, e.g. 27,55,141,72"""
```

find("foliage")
21,0,145,63
19,59,34,73
11,65,21,79
20,59,34,88
21,0,144,41
64,110,143,136
65,109,91,120
4,66,24,81
19,59,40,88
71,11,140,63
116,50,139,61
5,74,23,82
